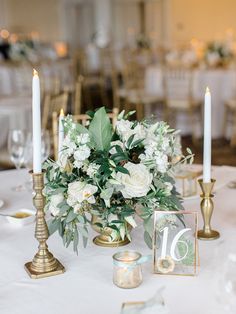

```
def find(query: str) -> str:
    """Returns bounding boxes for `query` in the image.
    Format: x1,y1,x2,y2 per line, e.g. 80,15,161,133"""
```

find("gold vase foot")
25,260,65,279
93,236,130,247
197,229,220,240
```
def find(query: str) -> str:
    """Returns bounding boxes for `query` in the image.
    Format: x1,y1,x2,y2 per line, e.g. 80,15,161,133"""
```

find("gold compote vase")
91,214,131,247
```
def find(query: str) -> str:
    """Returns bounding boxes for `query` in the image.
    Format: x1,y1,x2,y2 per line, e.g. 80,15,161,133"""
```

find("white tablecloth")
0,167,236,314
0,96,32,149
145,66,236,138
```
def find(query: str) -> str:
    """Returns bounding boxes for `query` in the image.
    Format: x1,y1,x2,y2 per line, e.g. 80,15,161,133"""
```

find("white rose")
115,162,153,198
109,140,124,155
49,193,64,216
67,181,98,207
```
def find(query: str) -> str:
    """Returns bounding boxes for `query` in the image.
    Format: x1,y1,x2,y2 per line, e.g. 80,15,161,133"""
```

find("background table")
145,66,236,139
0,167,236,314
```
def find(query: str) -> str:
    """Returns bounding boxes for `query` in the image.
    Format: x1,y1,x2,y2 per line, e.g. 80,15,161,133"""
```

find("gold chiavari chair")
163,67,202,145
121,60,162,120
223,100,236,147
42,91,69,130
52,107,119,160
73,75,84,115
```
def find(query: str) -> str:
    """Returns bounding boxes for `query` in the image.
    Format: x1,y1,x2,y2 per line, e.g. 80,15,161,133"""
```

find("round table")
0,167,236,314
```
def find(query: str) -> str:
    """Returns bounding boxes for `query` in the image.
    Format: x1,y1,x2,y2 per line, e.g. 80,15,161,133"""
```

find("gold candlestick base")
25,171,65,279
197,179,220,240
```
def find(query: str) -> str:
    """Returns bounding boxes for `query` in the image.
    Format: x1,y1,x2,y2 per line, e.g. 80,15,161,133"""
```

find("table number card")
153,210,198,276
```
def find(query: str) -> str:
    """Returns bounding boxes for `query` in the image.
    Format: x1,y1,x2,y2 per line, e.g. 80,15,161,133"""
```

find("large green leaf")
88,107,112,151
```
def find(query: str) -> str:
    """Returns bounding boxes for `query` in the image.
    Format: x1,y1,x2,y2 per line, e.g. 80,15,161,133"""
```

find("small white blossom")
74,160,83,169
49,194,64,216
155,153,168,173
86,163,100,177
165,182,173,195
63,136,76,155
76,133,90,145
74,146,91,161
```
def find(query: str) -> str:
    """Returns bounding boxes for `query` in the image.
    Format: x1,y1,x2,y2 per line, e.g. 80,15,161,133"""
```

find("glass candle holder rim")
113,251,142,263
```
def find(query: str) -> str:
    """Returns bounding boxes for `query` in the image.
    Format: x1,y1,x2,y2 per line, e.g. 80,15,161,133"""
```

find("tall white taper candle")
32,69,42,173
58,108,65,158
203,87,211,183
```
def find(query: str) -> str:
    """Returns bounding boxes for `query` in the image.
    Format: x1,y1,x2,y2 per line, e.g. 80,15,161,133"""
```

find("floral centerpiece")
204,41,234,67
44,108,192,252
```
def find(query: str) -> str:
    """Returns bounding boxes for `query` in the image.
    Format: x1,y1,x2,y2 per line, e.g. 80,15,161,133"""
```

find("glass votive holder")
112,251,142,289
175,169,200,197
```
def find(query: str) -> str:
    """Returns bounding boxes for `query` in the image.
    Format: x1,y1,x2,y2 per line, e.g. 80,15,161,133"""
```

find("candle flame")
206,86,210,94
33,69,38,76
60,108,64,116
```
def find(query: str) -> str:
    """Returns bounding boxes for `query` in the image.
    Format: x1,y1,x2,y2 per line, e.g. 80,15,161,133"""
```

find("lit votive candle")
112,251,142,289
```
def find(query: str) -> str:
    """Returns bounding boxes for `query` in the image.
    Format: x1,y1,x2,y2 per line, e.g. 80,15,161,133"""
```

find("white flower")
115,162,153,198
86,163,100,177
74,145,91,161
165,182,173,195
74,160,83,169
57,152,68,169
67,181,98,207
63,136,76,155
161,137,170,151
133,124,146,141
116,119,133,136
155,153,168,173
76,133,90,145
109,140,124,155
49,194,64,216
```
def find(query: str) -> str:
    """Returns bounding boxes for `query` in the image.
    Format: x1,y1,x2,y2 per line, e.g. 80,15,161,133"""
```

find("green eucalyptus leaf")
89,107,112,151
116,166,129,175
47,219,60,235
144,231,152,249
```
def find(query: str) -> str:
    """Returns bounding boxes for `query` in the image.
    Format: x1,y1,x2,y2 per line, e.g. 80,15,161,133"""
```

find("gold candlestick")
25,171,65,279
197,179,220,240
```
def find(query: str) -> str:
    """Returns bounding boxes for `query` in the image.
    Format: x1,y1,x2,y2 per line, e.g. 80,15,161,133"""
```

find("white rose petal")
115,162,153,198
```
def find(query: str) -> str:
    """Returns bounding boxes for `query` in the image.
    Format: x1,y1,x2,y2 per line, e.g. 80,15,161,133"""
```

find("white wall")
2,0,62,41
170,0,236,44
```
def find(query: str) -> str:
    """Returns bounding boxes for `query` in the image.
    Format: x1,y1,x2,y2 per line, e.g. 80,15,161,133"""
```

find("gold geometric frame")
153,210,199,276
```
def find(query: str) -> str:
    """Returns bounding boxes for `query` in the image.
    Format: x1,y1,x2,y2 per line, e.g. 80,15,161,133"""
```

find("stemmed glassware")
8,129,26,191
8,129,51,192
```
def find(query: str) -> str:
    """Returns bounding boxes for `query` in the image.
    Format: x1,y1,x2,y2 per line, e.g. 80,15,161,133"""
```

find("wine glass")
8,129,26,191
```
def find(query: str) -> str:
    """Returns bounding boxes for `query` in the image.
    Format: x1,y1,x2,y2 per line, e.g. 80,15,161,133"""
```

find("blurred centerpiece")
44,108,191,252
204,41,234,68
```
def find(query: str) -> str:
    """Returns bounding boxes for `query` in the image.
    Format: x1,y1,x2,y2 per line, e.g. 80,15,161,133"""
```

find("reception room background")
1,1,236,314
